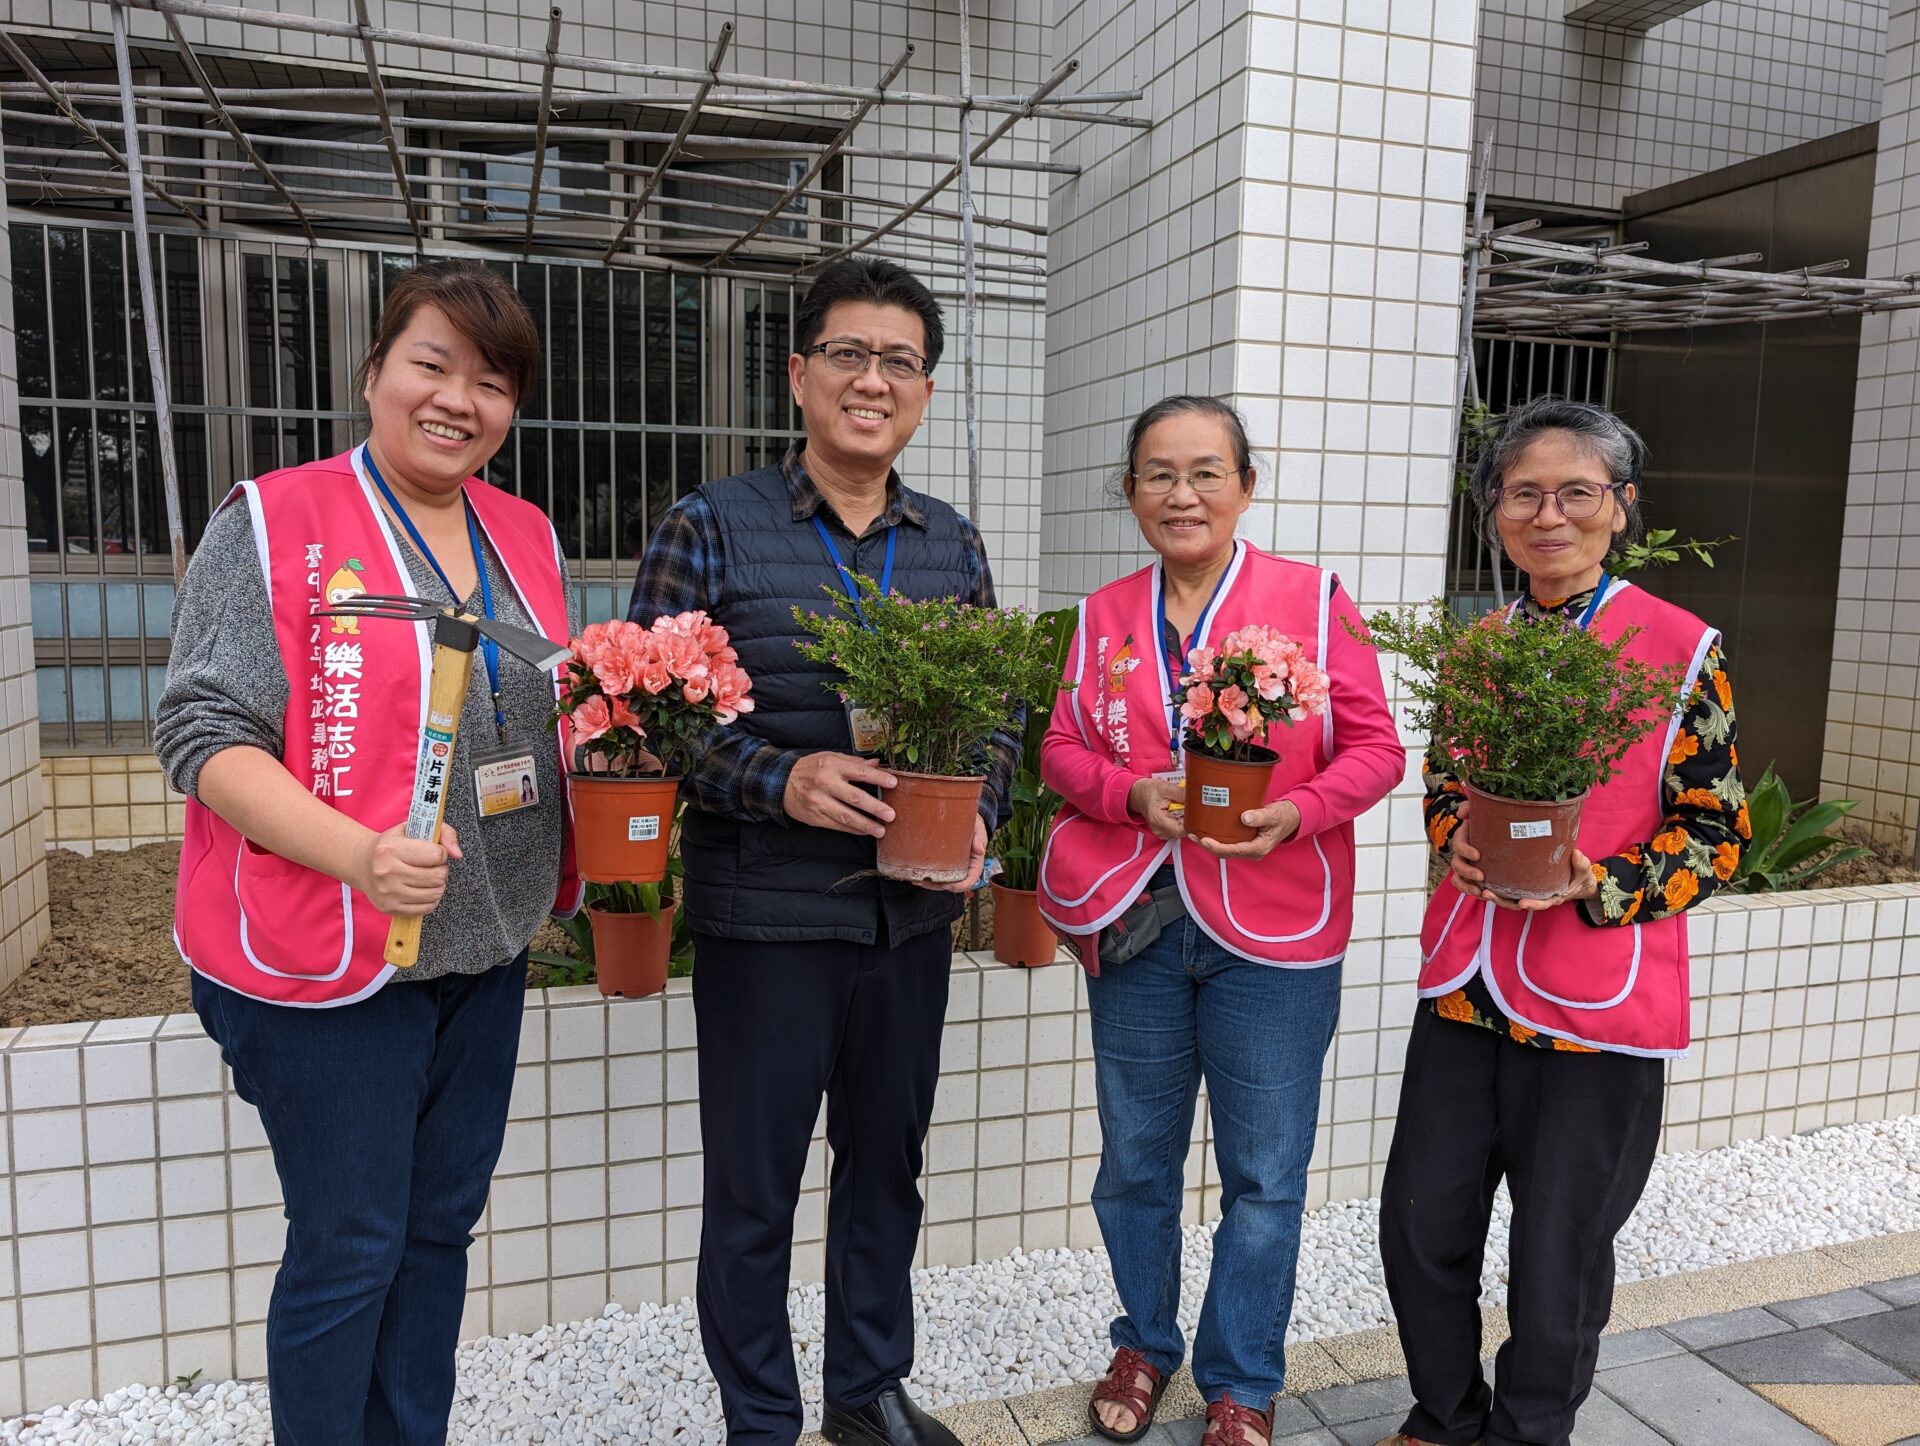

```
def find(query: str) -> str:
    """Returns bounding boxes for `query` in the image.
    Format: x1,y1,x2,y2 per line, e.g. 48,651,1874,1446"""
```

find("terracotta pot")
1182,745,1279,844
569,774,679,884
876,771,986,884
1464,782,1589,901
991,881,1060,967
586,899,672,999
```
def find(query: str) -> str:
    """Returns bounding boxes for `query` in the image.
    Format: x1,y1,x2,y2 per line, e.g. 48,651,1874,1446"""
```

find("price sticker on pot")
1153,768,1185,814
473,745,540,818
1199,784,1232,808
1509,819,1553,840
628,814,662,843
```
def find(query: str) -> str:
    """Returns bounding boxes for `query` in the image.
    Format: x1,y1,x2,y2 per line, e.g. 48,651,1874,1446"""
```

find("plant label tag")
845,702,889,756
1509,819,1553,840
1151,768,1185,814
472,746,539,818
1200,784,1232,808
628,815,662,843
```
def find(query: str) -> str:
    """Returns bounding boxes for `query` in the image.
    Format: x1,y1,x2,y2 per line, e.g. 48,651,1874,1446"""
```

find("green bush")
990,607,1077,892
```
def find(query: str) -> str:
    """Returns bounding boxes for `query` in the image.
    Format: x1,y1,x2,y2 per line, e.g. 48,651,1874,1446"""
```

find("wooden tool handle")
385,640,475,969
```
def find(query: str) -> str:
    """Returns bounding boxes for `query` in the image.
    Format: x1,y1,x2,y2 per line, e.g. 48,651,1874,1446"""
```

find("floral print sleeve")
1583,643,1747,927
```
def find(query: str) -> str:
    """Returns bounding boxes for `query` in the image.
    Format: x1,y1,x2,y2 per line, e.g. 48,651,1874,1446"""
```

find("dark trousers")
1379,1007,1664,1446
192,955,527,1446
691,927,952,1445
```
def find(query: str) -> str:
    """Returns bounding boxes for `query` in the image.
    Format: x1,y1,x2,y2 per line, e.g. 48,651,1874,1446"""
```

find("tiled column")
1826,0,1920,851
0,149,49,987
1043,0,1480,1206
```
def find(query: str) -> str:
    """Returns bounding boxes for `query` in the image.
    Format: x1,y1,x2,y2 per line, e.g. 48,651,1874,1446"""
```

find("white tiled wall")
3,890,1919,1413
1476,0,1886,213
1042,0,1480,1201
1826,0,1920,848
0,152,47,991
1564,0,1718,30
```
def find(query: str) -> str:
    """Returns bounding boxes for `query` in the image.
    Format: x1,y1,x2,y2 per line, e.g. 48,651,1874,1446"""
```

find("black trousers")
691,926,952,1445
1379,1008,1665,1446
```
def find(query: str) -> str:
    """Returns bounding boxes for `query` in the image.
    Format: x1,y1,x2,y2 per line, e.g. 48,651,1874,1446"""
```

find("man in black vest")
628,256,1015,1446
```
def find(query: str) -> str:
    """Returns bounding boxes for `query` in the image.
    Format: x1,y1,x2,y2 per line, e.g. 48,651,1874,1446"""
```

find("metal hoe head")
316,593,571,672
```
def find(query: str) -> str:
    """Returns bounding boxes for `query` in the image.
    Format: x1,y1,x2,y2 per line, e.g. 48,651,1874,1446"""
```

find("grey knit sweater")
155,495,580,981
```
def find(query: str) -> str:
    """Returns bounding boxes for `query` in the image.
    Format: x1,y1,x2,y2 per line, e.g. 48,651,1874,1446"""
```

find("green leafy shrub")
1360,600,1684,803
990,607,1077,892
792,577,1062,778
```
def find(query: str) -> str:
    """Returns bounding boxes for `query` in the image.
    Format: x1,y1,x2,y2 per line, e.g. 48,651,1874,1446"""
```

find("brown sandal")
1086,1345,1166,1442
1201,1390,1274,1446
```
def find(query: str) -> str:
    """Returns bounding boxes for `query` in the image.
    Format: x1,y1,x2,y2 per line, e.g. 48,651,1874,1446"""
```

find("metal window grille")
22,217,802,748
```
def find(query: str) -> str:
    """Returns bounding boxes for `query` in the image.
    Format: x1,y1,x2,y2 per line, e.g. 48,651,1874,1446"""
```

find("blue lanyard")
1154,553,1235,762
1575,574,1611,631
810,513,897,625
362,446,507,741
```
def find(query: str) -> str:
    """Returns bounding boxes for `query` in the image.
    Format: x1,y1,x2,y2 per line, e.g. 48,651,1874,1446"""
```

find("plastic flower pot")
586,899,673,999
569,774,679,884
990,880,1060,967
1183,745,1279,845
876,772,985,884
1464,782,1589,900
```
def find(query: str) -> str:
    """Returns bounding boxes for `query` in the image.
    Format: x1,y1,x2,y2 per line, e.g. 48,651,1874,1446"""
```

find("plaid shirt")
627,441,1017,830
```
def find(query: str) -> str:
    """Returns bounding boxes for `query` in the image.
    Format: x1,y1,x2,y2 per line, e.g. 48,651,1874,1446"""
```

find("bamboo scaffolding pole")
0,28,208,227
957,0,981,527
602,22,732,262
709,42,913,269
519,6,562,255
158,6,316,243
350,0,421,250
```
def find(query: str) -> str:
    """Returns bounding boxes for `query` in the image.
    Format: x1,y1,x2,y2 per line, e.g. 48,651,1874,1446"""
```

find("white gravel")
9,1114,1919,1443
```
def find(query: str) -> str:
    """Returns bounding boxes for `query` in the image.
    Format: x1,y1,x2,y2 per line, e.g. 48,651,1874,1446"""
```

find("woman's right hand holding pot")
1445,799,1500,903
1129,776,1188,842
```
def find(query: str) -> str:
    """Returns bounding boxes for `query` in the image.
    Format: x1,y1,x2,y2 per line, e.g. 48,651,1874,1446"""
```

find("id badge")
845,701,890,756
1153,767,1186,815
473,743,541,818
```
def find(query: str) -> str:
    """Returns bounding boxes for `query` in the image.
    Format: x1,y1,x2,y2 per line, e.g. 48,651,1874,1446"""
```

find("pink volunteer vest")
1417,581,1719,1057
175,448,583,1007
1038,542,1352,968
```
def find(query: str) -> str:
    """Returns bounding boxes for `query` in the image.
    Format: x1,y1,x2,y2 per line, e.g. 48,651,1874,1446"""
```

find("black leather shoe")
820,1384,962,1446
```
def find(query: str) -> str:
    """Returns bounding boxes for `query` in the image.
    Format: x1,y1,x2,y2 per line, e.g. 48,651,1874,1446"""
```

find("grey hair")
1106,394,1257,504
1470,396,1647,549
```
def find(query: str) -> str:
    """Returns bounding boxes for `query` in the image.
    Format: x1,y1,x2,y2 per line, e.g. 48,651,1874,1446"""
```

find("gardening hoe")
315,593,570,969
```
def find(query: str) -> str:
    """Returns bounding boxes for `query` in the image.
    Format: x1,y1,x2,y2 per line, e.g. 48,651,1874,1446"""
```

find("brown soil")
1820,826,1920,888
4,846,998,1028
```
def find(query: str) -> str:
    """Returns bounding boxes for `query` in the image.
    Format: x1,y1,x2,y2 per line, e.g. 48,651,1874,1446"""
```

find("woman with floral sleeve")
1375,398,1746,1446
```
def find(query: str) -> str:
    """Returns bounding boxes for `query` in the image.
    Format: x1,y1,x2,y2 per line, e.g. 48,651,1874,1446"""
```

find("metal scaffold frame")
0,0,1149,580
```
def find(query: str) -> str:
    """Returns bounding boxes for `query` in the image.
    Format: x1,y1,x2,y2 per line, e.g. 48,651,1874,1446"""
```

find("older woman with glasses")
1039,396,1405,1446
1375,397,1747,1446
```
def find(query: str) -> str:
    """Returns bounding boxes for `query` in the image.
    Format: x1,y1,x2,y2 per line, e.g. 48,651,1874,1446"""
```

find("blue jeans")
192,955,526,1445
1087,903,1340,1405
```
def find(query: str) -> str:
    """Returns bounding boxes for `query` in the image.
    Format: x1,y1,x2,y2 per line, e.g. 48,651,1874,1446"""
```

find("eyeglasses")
802,341,931,383
1129,467,1241,495
1494,482,1619,521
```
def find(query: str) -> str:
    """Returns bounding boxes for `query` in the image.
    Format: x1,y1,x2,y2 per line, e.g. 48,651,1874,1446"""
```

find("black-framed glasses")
1493,481,1619,521
802,341,931,382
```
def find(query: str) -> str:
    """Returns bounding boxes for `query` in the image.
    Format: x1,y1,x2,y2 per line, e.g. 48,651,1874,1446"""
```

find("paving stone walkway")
1050,1275,1920,1446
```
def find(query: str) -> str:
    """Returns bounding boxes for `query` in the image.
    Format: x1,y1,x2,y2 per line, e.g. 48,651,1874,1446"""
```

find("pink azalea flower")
1180,681,1216,725
571,694,612,743
1218,684,1252,735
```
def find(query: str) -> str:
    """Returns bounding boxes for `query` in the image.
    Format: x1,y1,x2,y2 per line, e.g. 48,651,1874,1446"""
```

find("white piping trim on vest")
190,959,395,1009
1658,623,1722,813
1317,569,1333,756
351,445,433,704
1209,834,1334,944
1065,600,1091,745
233,849,356,981
1477,951,1686,1059
1038,815,1166,923
233,480,270,596
1152,540,1248,761
1420,887,1474,968
1513,908,1642,1010
1416,898,1497,1000
1174,847,1345,968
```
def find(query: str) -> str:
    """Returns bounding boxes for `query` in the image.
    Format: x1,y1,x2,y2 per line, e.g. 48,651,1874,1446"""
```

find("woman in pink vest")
1374,398,1747,1446
1039,397,1405,1446
154,261,581,1442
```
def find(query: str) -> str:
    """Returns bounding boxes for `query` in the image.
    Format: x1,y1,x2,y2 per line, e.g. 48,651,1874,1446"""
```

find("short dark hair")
356,259,541,406
1110,394,1256,500
795,256,945,369
1470,396,1647,548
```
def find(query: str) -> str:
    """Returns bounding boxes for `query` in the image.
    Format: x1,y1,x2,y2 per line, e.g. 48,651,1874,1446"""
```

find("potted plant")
987,607,1078,966
1361,601,1682,898
551,613,751,993
554,612,754,885
794,579,1062,885
534,827,697,999
1172,625,1332,843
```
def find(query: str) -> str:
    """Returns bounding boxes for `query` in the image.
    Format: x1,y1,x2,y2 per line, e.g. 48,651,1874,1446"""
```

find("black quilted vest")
679,464,976,945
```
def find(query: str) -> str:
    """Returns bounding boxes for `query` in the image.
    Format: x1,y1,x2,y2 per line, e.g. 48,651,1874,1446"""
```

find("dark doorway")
1612,125,1874,799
